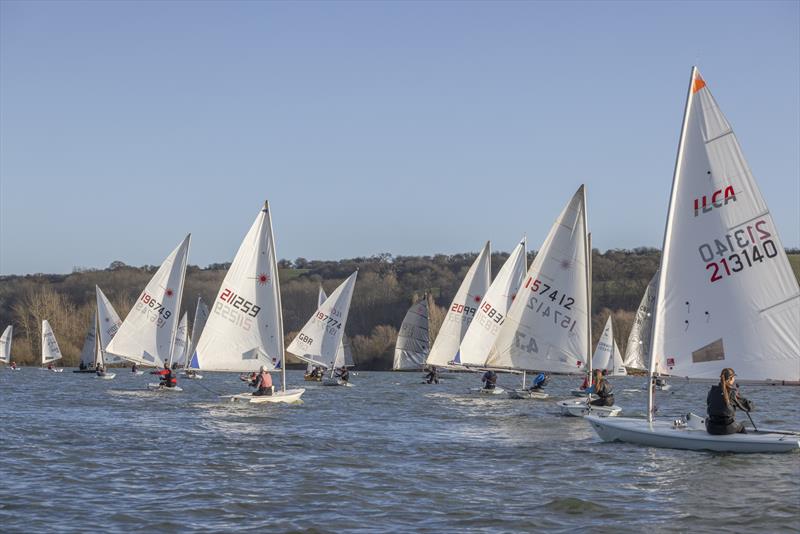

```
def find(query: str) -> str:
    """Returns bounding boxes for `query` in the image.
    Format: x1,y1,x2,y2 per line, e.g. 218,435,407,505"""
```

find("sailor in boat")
424,366,440,384
579,371,590,391
79,361,87,371
335,366,350,384
250,365,273,396
706,368,753,435
586,369,614,407
481,370,498,390
47,363,53,371
95,363,106,377
131,362,138,373
152,362,177,388
527,372,550,392
10,361,17,370
304,365,323,381
240,371,257,382
185,369,198,379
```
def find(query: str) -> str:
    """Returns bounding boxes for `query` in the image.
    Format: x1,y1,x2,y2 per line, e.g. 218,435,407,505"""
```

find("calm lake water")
0,368,798,533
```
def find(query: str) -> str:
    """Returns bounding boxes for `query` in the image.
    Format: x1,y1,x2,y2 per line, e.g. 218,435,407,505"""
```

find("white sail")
170,312,189,367
486,186,590,374
392,295,431,370
0,325,11,364
78,312,97,368
96,286,124,363
193,204,284,372
651,69,800,382
185,297,209,370
95,314,105,368
455,238,527,367
623,272,657,371
105,235,191,367
593,317,627,376
287,272,358,369
317,286,355,368
426,242,492,368
41,320,63,365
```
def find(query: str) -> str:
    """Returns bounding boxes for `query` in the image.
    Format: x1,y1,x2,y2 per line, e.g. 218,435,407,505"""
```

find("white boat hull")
557,399,621,417
469,387,506,396
147,383,183,392
96,373,116,380
132,370,144,375
322,378,353,387
181,372,203,379
586,415,800,453
507,389,549,400
230,388,305,404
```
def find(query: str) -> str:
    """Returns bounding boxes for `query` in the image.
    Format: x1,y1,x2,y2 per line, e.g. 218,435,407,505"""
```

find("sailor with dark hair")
706,367,753,435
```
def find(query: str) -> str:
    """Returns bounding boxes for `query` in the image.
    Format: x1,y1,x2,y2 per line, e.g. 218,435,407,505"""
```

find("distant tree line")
1,249,798,369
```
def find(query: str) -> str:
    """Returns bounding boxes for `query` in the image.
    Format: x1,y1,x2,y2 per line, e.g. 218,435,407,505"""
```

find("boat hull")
96,373,116,380
147,383,183,392
557,399,621,417
322,378,352,387
230,388,305,404
469,387,506,396
181,372,203,379
586,416,800,453
507,389,549,400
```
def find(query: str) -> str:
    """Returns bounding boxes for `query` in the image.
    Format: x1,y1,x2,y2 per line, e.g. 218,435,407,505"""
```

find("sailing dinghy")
105,235,190,392
392,294,433,375
286,273,358,387
0,325,15,370
192,201,304,404
41,320,64,372
181,297,208,379
587,68,799,453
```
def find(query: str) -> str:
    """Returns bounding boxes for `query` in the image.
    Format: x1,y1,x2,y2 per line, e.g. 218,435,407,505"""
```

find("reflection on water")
0,368,797,532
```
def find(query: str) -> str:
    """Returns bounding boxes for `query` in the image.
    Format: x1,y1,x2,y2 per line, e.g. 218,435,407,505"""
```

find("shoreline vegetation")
3,249,799,370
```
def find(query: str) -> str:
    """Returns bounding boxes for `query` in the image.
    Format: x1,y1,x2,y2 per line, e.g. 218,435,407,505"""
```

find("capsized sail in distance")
105,235,191,367
623,271,657,371
455,238,527,367
426,242,491,368
486,186,591,374
286,272,358,369
393,294,431,371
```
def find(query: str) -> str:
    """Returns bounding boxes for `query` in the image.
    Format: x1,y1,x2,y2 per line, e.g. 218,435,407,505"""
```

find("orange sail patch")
692,74,706,93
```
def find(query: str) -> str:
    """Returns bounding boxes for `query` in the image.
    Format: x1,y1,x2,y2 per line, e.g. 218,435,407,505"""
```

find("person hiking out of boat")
706,367,753,435
152,362,177,388
250,365,273,396
482,370,498,390
587,369,614,407
424,366,440,384
528,372,550,391
335,366,350,384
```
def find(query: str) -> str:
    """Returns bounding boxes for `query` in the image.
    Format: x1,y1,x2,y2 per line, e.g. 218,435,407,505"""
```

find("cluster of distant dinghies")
1,68,798,454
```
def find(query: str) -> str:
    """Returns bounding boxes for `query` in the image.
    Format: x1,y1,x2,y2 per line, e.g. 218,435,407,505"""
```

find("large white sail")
623,272,657,371
193,204,284,372
0,325,11,364
486,186,590,374
78,313,97,368
426,242,492,368
287,272,358,369
455,238,527,367
96,286,124,363
651,69,800,382
170,312,189,367
105,235,190,367
41,320,63,365
593,316,626,376
185,297,209,370
318,286,354,368
393,295,431,370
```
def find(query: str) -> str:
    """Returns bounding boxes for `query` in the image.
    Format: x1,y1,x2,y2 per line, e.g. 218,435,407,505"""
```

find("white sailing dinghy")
587,68,800,453
169,312,190,369
41,320,64,372
591,317,627,377
393,294,433,374
105,235,191,392
193,201,304,404
1,325,16,370
623,273,670,390
182,297,208,379
75,313,97,373
92,310,116,380
286,272,358,387
455,239,535,398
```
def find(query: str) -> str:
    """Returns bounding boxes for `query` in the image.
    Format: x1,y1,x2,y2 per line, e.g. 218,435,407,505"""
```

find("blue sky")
1,0,798,275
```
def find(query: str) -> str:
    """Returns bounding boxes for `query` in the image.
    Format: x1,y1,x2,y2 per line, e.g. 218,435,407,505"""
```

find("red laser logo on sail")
694,185,736,217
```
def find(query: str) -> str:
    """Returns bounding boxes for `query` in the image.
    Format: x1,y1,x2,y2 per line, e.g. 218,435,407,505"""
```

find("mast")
585,188,593,385
648,66,697,422
266,201,287,392
95,310,104,369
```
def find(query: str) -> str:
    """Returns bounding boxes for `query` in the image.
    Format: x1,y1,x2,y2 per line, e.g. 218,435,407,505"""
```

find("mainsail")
650,68,800,382
105,235,191,367
286,272,358,369
96,286,124,363
455,238,527,367
318,286,355,368
426,242,491,368
392,295,431,371
193,204,285,372
623,271,657,371
0,325,11,364
170,312,190,367
78,313,97,369
592,316,626,376
185,297,209,370
41,320,63,365
486,186,590,374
